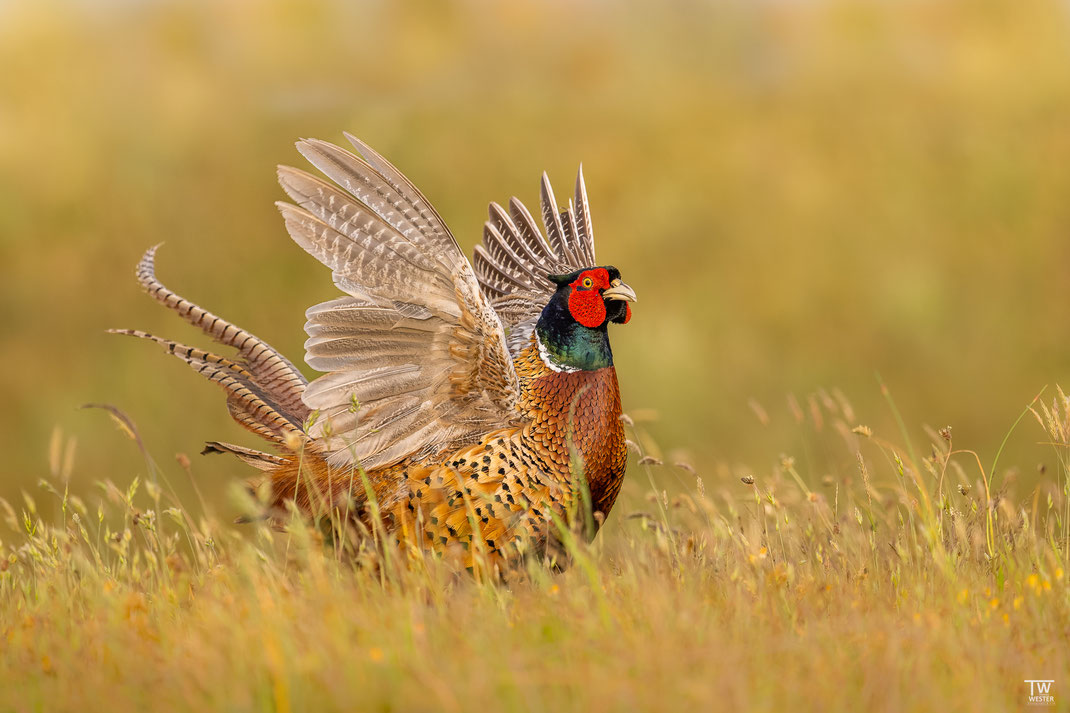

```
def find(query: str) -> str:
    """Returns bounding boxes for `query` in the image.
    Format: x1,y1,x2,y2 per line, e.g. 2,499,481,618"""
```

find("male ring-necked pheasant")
114,134,636,567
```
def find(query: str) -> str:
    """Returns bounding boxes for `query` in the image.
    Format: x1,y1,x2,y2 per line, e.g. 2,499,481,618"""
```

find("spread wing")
472,168,597,355
277,134,520,469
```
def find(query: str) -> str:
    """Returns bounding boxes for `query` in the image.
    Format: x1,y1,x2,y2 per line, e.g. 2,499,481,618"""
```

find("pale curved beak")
603,280,637,303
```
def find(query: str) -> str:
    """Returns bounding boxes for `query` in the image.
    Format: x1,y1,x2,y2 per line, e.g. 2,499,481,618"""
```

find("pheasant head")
536,266,637,372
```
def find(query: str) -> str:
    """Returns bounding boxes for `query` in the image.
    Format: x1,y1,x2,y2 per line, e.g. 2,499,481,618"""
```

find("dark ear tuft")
548,272,573,286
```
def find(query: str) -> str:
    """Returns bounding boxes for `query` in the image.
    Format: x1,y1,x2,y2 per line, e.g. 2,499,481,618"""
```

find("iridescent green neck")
536,301,613,372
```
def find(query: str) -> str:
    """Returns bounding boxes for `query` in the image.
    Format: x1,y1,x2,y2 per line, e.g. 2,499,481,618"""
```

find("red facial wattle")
621,302,631,325
568,289,606,327
567,268,611,328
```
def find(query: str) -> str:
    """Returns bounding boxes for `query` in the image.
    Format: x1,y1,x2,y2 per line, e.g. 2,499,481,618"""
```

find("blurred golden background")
3,0,1070,513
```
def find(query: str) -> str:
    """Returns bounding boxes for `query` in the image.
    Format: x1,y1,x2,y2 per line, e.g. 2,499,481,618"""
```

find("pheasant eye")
582,277,593,289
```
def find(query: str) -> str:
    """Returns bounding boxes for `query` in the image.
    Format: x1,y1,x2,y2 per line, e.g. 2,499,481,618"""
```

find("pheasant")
113,134,636,568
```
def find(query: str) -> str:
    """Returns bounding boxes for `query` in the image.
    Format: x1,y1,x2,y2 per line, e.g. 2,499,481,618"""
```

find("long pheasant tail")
108,328,307,447
111,246,315,451
134,245,310,422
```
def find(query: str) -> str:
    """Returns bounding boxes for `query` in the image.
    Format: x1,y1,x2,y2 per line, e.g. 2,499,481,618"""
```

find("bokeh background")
3,0,1070,514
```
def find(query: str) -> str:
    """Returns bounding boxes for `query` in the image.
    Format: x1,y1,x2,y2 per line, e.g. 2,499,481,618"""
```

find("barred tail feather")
109,329,311,448
134,245,309,422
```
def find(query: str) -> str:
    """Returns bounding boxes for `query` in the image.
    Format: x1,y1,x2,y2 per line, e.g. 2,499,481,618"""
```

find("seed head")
284,431,304,452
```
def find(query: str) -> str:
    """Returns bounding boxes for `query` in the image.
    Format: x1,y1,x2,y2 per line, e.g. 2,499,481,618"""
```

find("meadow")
2,0,1070,710
3,392,1068,711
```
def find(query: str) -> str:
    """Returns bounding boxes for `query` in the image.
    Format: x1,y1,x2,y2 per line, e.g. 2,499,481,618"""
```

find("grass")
3,391,1068,713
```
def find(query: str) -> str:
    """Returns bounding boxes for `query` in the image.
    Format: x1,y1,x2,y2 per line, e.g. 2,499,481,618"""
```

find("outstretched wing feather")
278,138,520,469
473,167,599,355
574,166,597,265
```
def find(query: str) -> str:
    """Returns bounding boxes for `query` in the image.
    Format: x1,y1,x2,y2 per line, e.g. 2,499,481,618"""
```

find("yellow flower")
368,648,384,662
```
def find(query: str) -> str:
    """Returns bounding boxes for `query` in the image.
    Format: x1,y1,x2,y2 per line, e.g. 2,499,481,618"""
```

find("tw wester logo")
1025,680,1055,707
